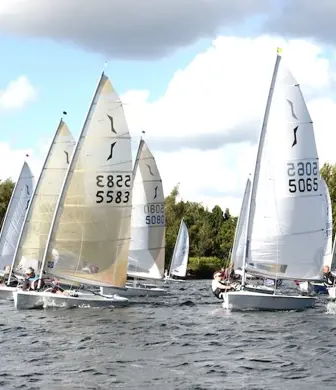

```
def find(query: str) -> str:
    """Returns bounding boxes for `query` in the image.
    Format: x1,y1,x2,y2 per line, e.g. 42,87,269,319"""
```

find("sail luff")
38,74,105,284
243,53,282,285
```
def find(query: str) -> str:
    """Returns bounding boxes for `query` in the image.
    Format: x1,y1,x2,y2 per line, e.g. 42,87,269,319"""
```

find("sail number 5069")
287,161,318,193
95,174,131,204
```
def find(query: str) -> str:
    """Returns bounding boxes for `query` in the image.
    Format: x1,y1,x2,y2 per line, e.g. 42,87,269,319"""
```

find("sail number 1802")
287,161,318,193
144,204,165,225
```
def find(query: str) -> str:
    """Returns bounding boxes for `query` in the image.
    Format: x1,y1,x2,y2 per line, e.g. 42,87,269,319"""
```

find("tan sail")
11,120,75,275
127,140,165,280
43,73,133,288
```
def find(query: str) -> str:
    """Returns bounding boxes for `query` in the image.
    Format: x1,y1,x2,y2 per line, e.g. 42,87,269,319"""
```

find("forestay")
245,54,325,280
10,121,75,276
0,162,34,269
127,140,165,280
169,220,189,278
42,73,133,288
321,178,332,268
230,178,251,271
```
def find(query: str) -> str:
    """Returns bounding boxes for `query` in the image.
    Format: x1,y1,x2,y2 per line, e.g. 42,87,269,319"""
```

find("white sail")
0,162,34,269
245,53,325,281
321,178,332,268
127,140,165,280
230,178,251,271
42,73,133,288
169,220,189,278
10,120,75,276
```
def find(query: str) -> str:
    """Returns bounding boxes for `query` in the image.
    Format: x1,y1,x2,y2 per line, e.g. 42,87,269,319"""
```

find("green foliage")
321,162,336,236
0,178,15,230
165,184,237,276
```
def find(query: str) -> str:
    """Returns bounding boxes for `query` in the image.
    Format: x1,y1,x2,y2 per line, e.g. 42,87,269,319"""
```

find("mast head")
276,47,283,57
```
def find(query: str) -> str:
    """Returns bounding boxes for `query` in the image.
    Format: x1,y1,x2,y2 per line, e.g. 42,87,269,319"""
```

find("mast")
242,48,282,287
37,73,105,286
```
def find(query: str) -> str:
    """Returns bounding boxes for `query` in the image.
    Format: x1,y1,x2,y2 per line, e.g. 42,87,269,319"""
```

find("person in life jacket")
211,271,235,300
21,267,45,291
323,265,335,285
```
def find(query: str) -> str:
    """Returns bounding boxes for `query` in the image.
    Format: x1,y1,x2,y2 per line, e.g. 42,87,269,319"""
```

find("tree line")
1,162,335,278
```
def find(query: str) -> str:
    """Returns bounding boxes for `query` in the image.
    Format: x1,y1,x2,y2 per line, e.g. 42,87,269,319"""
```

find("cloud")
0,0,271,59
264,0,336,45
0,76,37,110
121,35,336,214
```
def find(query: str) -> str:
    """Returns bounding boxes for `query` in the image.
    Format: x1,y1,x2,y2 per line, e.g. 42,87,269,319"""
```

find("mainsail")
230,178,251,271
127,139,165,280
9,120,75,277
245,52,325,281
42,73,133,288
168,220,189,278
321,178,332,268
0,162,34,269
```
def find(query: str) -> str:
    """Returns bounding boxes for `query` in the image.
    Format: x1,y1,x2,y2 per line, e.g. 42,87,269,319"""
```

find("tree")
0,178,15,229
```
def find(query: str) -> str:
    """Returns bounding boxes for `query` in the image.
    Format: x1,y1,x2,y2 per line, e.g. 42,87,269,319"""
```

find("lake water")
1,280,336,389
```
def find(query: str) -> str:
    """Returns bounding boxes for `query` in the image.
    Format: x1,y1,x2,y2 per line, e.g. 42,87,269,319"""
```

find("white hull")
13,290,129,310
223,290,315,311
327,286,336,299
0,285,16,300
101,285,167,297
164,277,185,283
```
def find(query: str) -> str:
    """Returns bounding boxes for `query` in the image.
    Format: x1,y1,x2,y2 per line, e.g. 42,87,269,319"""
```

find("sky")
1,0,336,215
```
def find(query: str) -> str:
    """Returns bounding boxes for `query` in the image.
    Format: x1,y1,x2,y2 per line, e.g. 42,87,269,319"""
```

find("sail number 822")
287,161,318,193
95,174,131,204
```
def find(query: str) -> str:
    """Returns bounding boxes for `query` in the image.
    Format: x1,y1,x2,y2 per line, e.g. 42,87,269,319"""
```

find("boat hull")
164,277,185,283
223,290,315,311
13,290,129,310
101,285,167,297
0,286,16,300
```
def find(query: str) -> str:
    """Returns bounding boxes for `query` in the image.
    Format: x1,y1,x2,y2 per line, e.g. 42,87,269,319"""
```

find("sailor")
211,271,234,299
21,267,45,291
323,265,335,285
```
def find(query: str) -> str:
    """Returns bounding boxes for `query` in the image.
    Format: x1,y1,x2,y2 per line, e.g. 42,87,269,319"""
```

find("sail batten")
42,74,133,288
0,162,34,270
127,140,165,280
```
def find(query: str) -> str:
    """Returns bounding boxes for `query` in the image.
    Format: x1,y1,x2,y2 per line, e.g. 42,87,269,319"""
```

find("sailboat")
223,48,326,311
0,161,34,296
298,178,332,295
0,120,75,299
164,219,189,282
13,73,132,309
101,139,167,297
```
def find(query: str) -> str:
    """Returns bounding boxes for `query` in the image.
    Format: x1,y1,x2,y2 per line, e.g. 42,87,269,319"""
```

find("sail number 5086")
287,161,319,193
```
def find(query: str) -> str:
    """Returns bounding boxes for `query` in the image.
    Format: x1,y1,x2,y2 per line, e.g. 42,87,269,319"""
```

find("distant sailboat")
0,162,34,272
164,219,189,282
101,139,167,297
13,73,132,309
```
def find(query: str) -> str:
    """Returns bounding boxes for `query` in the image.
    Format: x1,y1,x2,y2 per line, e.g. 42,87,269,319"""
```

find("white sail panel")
11,121,75,275
44,74,133,287
321,178,332,268
169,220,189,278
246,56,325,280
230,178,251,271
127,140,165,280
0,162,34,269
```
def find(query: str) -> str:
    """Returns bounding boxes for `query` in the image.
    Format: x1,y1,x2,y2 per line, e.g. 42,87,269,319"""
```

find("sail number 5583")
287,161,318,193
95,174,131,204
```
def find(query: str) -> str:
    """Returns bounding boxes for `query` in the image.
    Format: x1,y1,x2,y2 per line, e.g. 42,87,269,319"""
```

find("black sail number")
287,161,319,193
95,174,131,204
